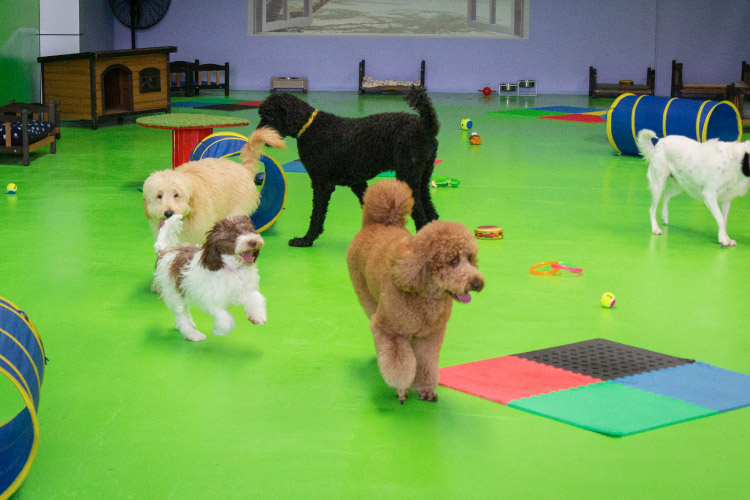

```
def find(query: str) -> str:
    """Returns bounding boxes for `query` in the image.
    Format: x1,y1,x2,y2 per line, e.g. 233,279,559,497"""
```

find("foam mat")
439,339,750,436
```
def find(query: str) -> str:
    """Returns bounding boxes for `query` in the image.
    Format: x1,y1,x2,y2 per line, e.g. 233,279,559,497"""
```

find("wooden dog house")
38,46,176,129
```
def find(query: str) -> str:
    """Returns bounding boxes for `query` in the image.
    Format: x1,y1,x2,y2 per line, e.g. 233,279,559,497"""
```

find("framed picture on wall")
249,0,529,38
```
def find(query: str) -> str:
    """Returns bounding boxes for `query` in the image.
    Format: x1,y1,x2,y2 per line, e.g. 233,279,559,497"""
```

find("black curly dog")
256,88,440,247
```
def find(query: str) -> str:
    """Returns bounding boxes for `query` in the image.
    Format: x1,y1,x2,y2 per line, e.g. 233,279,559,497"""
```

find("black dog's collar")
297,109,319,137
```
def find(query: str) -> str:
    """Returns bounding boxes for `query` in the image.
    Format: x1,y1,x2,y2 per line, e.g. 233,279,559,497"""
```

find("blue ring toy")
190,132,287,232
0,297,46,500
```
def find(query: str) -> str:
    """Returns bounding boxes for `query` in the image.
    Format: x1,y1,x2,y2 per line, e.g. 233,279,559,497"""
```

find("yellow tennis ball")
7,183,17,194
460,118,472,131
600,292,616,308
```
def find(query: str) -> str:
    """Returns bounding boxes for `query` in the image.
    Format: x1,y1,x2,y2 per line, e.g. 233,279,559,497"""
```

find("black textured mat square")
514,339,695,380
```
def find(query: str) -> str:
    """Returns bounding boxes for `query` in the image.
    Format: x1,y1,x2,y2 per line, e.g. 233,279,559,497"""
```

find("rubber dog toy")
529,261,583,276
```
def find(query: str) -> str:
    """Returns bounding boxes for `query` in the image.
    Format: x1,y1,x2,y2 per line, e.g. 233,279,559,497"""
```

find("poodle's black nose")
470,279,484,292
164,210,174,218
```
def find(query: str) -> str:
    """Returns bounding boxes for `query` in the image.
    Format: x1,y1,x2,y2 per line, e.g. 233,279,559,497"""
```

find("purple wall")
112,0,750,96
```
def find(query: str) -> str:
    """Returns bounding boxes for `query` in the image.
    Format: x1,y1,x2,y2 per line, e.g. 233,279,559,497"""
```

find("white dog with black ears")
153,214,266,341
636,129,750,246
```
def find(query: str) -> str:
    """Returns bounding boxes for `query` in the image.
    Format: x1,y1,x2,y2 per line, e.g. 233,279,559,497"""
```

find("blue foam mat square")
614,362,750,412
282,160,307,173
169,101,213,108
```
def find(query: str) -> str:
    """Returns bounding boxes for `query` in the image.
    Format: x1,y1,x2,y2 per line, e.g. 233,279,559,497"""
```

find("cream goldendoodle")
142,127,285,244
346,180,485,404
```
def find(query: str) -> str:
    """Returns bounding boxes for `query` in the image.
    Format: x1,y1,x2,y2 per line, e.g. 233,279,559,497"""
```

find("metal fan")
109,0,171,49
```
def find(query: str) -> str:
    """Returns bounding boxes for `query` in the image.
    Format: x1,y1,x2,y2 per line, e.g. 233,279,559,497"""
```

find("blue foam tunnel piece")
189,132,287,233
0,297,45,499
606,94,743,156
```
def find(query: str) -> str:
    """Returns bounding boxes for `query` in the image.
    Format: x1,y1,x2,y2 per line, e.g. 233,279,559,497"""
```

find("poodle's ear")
390,239,426,293
143,197,150,219
199,226,227,272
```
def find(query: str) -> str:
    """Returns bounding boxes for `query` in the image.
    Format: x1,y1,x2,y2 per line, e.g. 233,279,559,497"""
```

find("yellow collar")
297,109,318,137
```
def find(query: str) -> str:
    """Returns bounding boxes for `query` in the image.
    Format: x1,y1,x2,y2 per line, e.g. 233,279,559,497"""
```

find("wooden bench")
671,60,750,99
193,60,230,96
589,66,655,97
0,100,59,166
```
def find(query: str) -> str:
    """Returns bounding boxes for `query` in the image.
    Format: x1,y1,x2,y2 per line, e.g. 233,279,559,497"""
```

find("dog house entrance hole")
102,65,133,115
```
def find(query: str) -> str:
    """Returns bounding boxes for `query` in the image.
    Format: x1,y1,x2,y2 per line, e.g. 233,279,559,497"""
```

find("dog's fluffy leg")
647,163,669,235
176,315,207,342
371,318,417,404
290,183,335,247
241,291,267,325
410,331,446,402
704,197,736,246
209,308,236,336
170,303,206,342
157,279,206,341
660,181,684,225
154,214,184,253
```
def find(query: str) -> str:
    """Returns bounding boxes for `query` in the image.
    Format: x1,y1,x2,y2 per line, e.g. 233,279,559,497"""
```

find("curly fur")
637,129,750,246
346,180,484,403
257,87,440,247
143,127,285,244
154,214,266,342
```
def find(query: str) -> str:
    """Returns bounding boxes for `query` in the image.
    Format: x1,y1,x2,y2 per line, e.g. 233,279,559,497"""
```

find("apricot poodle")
346,180,485,404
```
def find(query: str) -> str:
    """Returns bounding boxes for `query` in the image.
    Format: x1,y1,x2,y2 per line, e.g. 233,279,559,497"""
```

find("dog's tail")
405,88,440,138
154,214,184,254
361,179,414,228
636,129,658,161
240,127,287,174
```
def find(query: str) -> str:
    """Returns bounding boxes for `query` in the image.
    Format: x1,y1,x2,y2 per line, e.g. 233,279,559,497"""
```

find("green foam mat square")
508,382,718,436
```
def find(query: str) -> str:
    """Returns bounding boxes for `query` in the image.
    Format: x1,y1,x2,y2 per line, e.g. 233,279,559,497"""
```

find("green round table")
137,114,250,168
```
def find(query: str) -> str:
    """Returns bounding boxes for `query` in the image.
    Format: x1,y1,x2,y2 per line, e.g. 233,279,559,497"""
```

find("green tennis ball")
7,183,17,194
460,118,472,131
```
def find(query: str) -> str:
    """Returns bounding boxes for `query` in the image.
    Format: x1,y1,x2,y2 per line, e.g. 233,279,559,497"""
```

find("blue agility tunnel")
190,131,287,232
606,94,743,156
0,297,45,500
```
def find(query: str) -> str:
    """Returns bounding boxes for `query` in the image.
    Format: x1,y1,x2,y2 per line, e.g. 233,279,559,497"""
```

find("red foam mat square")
439,355,602,404
538,113,605,124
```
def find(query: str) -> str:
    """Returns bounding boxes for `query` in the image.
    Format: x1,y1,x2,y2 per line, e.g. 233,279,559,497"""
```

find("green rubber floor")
2,91,750,499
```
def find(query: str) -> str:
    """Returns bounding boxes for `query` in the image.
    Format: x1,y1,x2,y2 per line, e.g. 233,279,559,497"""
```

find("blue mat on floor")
615,362,750,412
282,160,395,177
170,101,215,108
282,160,307,173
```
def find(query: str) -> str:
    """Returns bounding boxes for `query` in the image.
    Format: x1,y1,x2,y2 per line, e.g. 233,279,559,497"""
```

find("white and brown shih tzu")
153,214,266,341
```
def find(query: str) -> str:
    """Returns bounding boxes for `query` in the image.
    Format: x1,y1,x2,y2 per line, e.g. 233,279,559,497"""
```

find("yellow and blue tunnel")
606,94,743,156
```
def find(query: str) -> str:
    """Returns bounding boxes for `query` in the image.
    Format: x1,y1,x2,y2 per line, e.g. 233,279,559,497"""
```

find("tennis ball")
460,118,472,131
600,292,616,308
7,183,17,194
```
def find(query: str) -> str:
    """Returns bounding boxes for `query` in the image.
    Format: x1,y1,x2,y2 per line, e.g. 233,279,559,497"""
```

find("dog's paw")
652,227,662,235
396,388,409,404
248,311,266,325
720,238,737,247
183,330,207,342
246,307,266,325
418,389,438,403
289,237,314,247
